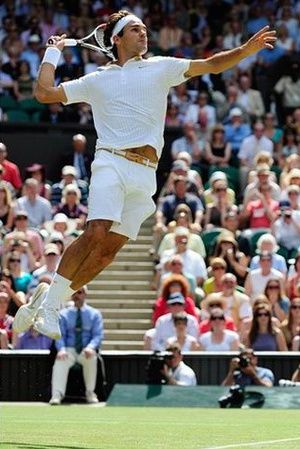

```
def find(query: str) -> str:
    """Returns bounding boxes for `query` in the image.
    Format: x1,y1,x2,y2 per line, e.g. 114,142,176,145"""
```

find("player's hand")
244,26,277,56
56,349,68,360
83,347,96,358
47,34,67,51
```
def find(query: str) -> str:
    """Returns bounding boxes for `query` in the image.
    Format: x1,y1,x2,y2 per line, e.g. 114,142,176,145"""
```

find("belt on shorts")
98,147,158,169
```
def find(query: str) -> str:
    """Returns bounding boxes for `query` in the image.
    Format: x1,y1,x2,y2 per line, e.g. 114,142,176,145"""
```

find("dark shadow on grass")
0,443,100,449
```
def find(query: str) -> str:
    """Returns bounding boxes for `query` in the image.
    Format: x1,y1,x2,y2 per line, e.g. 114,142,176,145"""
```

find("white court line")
201,436,300,449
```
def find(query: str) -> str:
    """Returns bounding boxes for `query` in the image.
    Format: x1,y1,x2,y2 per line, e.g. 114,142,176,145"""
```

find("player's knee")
85,220,112,243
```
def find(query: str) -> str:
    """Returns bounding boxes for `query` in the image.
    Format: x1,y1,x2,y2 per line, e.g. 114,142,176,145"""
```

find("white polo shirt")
61,56,191,158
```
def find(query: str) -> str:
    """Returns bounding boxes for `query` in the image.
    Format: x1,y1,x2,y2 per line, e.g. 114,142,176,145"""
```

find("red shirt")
247,199,279,228
2,159,22,190
152,296,198,325
199,316,236,334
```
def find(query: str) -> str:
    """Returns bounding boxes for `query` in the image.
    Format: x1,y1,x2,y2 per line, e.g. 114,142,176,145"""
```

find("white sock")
41,273,75,310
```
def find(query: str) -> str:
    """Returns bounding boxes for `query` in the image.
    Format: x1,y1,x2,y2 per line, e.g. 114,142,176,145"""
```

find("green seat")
0,96,18,111
240,228,270,256
200,228,223,258
6,109,31,122
18,98,45,113
31,111,41,123
270,165,282,183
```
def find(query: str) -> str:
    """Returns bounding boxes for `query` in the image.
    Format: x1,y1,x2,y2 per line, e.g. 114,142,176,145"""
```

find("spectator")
159,159,200,199
211,232,248,285
243,164,281,206
204,181,236,229
287,253,300,299
203,171,235,207
273,200,300,258
223,18,242,50
24,163,51,201
161,342,197,386
241,184,279,229
249,233,287,275
160,227,207,287
176,152,203,194
43,213,77,246
2,231,37,273
152,292,199,351
40,102,76,124
0,269,26,317
224,107,251,161
28,243,60,294
155,176,204,232
203,257,227,295
264,278,289,323
280,155,300,190
184,91,216,139
222,348,274,387
0,142,22,191
166,312,199,351
21,34,42,79
15,327,52,350
171,122,204,164
221,210,251,258
15,178,52,229
152,274,198,325
279,128,298,167
0,182,14,231
280,297,300,350
199,293,236,334
198,307,240,351
244,251,284,300
0,292,13,349
243,303,287,351
274,60,300,119
158,14,183,55
4,250,32,294
237,73,265,121
165,102,181,127
60,134,92,182
49,286,103,405
4,210,44,264
263,112,283,154
54,184,88,224
14,60,35,100
286,185,300,211
51,165,89,206
56,48,82,84
238,122,273,190
204,124,231,168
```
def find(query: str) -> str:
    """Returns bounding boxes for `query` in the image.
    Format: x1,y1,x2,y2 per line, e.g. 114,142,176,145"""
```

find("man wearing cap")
171,122,204,164
243,163,281,205
161,342,197,386
28,243,61,294
203,171,235,206
0,143,22,191
159,159,199,198
21,34,42,78
15,178,52,229
61,134,92,182
244,251,284,299
51,165,89,206
224,108,251,159
153,292,198,351
15,8,276,339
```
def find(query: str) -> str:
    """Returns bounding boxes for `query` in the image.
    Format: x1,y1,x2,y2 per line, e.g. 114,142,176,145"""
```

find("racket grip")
64,39,78,46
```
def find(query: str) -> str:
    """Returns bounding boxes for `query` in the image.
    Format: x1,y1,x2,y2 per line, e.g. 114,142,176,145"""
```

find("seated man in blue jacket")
49,285,103,405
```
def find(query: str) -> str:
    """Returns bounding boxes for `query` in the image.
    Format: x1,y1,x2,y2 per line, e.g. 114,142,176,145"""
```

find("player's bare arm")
185,26,277,78
34,35,67,104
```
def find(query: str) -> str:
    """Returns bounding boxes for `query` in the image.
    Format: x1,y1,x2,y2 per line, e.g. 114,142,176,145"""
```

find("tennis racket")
47,25,114,59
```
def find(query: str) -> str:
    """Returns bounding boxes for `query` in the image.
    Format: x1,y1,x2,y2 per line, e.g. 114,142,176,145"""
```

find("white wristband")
41,47,61,68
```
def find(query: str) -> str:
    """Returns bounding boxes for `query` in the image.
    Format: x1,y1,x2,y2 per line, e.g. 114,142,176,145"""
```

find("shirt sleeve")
157,56,191,87
61,76,91,105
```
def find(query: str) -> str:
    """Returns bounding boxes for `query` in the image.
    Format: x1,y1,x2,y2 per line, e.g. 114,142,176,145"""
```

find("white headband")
110,14,143,46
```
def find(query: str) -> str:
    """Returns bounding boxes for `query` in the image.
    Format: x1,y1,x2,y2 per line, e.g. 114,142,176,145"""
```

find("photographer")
273,200,300,260
161,342,197,386
222,348,274,388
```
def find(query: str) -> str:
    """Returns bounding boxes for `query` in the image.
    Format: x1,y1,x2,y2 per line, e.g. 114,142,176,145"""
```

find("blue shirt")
56,303,103,351
250,254,287,274
16,330,53,350
236,366,274,387
224,123,251,154
159,193,204,224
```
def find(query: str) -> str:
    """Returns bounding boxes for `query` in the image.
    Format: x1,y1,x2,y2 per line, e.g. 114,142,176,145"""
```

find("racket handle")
64,39,78,46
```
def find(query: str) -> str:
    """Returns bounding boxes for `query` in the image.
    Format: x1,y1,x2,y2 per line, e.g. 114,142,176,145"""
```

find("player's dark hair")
104,10,130,59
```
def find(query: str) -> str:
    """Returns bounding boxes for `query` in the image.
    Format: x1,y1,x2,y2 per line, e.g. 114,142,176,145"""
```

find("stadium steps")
87,216,155,350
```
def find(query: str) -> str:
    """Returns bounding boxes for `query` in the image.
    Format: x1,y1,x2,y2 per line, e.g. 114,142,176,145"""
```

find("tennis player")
13,10,276,339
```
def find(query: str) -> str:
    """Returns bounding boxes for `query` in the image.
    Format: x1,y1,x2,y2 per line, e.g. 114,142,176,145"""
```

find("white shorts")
87,150,156,240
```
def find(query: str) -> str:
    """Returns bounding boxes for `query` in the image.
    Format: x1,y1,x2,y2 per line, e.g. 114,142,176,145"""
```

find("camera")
238,354,250,369
145,351,174,385
218,385,245,408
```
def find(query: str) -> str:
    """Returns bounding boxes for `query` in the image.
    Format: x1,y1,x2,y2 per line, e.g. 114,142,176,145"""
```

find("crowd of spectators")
1,0,300,392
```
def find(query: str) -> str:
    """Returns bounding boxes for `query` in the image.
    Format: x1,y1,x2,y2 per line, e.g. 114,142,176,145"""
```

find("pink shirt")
247,199,279,228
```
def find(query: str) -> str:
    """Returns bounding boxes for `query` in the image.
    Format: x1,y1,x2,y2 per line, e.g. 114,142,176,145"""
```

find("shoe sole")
13,283,49,333
33,309,61,340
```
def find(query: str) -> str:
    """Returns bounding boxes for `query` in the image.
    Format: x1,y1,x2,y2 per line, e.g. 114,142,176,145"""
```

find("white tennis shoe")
33,305,61,340
13,282,49,334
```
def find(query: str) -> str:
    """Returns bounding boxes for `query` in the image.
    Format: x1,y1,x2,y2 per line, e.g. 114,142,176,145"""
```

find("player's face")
120,21,148,56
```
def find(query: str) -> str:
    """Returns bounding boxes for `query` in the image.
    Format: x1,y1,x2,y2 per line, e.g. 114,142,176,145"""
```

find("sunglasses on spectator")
209,303,222,308
215,188,227,192
267,284,280,289
212,266,225,270
291,305,300,310
171,261,182,266
9,259,21,263
256,312,270,317
211,316,225,321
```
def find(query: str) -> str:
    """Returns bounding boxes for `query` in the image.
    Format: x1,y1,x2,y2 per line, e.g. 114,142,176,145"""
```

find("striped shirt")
62,56,190,158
